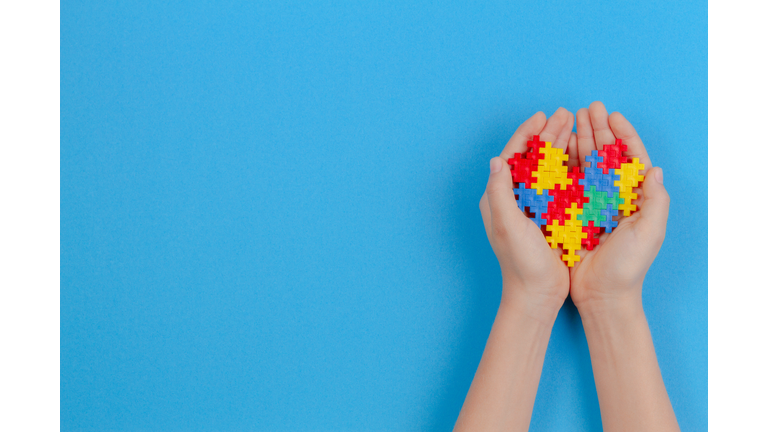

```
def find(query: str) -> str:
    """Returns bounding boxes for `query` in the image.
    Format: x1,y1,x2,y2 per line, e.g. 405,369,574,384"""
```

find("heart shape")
508,136,645,267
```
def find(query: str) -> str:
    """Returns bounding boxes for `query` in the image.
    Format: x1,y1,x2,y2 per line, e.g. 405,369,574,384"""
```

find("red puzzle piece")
597,139,629,174
566,166,585,193
526,135,547,160
505,136,641,266
581,221,601,250
508,153,536,187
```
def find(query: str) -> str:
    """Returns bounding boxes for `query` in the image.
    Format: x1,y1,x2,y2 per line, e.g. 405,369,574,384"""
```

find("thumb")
485,157,524,239
636,166,670,245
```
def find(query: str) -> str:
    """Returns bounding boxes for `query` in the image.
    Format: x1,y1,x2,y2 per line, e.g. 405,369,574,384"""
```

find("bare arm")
571,102,679,431
454,296,557,432
454,296,554,431
580,300,679,431
455,108,575,431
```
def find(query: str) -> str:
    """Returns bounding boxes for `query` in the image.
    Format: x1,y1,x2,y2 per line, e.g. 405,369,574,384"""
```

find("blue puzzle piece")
529,190,554,214
580,164,621,194
530,211,547,227
528,191,553,227
585,151,603,169
580,172,602,190
514,184,536,210
596,169,621,194
514,184,552,227
600,204,619,233
580,167,606,189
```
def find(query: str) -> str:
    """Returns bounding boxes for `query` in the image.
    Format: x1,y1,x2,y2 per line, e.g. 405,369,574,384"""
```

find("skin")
454,103,679,432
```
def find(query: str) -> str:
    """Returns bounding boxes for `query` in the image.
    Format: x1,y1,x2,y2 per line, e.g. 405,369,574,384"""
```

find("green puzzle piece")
606,191,624,209
577,187,627,225
578,208,605,224
578,186,607,224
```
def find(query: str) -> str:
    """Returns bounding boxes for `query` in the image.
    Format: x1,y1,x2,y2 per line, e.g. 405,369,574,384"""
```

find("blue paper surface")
61,1,707,430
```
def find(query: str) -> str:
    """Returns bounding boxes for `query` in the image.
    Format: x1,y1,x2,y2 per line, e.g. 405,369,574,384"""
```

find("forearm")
454,293,557,432
579,298,679,432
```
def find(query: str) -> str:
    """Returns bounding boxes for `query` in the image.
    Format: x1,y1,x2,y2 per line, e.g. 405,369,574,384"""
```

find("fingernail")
490,158,502,173
655,167,663,184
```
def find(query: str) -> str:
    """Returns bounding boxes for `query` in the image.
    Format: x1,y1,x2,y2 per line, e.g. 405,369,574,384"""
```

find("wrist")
576,293,645,327
500,287,563,327
572,279,644,316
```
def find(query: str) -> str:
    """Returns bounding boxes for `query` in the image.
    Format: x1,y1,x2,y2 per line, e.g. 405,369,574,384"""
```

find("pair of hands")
479,102,670,323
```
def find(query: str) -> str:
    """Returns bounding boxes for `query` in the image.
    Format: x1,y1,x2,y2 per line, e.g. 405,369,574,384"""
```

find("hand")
479,108,575,322
569,102,671,313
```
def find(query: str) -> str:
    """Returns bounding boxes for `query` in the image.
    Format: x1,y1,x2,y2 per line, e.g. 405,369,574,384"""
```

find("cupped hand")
479,108,575,322
568,102,670,312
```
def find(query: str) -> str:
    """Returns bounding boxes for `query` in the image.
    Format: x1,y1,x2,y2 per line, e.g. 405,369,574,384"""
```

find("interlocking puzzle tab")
508,136,644,266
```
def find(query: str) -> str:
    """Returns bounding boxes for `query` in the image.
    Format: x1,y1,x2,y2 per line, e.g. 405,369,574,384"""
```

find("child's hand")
461,105,678,432
569,102,670,313
479,108,574,322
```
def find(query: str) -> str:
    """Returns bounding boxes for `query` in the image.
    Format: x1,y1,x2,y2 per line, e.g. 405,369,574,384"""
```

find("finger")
485,157,525,240
566,132,579,168
588,101,615,151
608,111,653,168
538,107,571,144
576,108,596,166
500,111,547,161
634,167,670,249
552,111,574,152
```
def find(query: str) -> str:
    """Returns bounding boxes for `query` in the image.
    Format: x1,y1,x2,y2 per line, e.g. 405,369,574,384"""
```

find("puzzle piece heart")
508,136,645,267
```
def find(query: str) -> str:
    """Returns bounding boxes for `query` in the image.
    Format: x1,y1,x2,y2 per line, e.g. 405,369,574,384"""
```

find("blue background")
61,1,707,430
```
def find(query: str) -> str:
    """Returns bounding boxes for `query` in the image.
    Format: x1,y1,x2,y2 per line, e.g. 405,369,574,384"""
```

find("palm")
481,107,578,309
519,215,571,287
569,207,642,304
568,102,659,305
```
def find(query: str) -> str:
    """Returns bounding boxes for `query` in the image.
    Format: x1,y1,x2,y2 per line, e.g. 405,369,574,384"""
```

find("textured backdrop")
61,1,707,430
